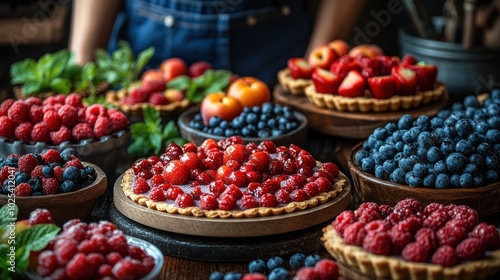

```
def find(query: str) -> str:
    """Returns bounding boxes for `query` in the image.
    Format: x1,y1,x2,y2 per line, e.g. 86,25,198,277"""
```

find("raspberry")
401,242,429,262
108,111,128,132
200,194,218,210
133,177,149,194
72,123,94,141
108,234,129,256
0,98,15,114
53,94,66,104
129,87,149,103
58,104,79,128
94,116,113,139
415,228,438,252
48,268,66,280
334,210,356,236
451,205,478,231
314,177,332,194
431,245,459,267
239,194,259,209
53,166,64,182
422,209,450,230
343,221,367,246
276,189,291,204
141,81,165,95
148,92,170,105
225,170,248,188
221,184,242,199
7,100,29,123
356,202,381,219
303,182,319,197
241,273,267,280
320,162,339,178
64,158,84,169
148,187,165,201
394,198,423,214
268,159,284,175
219,193,237,210
175,193,194,208
42,177,60,195
294,267,317,280
388,227,414,254
42,149,62,164
0,115,16,138
18,154,38,174
14,183,32,196
54,238,78,265
364,220,387,232
436,224,467,247
291,189,309,202
189,61,212,78
66,253,94,280
50,125,71,145
259,193,277,207
90,233,110,254
314,259,339,280
85,104,107,125
162,160,190,185
362,231,391,255
112,259,142,280
31,122,51,143
43,110,62,131
29,104,43,123
397,216,422,234
37,251,59,277
65,93,83,107
470,222,500,250
423,202,444,216
14,122,33,142
456,237,485,260
31,165,44,178
87,252,106,269
378,204,393,217
356,209,382,225
166,186,183,200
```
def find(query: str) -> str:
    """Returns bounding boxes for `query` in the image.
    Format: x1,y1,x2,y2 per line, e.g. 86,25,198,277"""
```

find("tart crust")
277,68,313,95
322,225,500,280
105,88,190,117
304,82,447,113
120,169,347,219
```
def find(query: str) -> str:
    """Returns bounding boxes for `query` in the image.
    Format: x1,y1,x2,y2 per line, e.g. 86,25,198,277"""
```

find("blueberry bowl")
177,105,308,147
348,142,500,217
0,162,107,225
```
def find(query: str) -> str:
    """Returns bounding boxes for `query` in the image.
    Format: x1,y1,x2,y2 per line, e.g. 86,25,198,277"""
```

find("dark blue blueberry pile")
0,148,97,196
209,253,325,280
355,90,500,189
189,103,301,138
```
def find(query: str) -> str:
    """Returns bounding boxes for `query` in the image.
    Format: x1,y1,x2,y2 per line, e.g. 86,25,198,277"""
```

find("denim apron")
109,0,313,86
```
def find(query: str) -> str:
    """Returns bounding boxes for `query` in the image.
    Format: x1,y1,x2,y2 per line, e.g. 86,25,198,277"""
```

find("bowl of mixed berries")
0,149,107,225
0,94,129,179
349,91,500,217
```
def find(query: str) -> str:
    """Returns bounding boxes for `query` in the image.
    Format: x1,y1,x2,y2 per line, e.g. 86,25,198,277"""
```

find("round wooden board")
348,143,500,217
113,173,351,238
273,85,448,139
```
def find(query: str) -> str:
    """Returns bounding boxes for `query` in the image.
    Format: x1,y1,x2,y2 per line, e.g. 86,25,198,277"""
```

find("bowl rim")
0,162,107,205
348,142,500,194
126,235,164,280
177,106,308,143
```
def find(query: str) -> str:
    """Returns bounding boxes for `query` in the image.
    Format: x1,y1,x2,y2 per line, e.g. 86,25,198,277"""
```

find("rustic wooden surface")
273,85,448,139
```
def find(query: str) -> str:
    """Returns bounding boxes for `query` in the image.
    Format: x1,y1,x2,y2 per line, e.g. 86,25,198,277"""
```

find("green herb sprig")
167,69,232,103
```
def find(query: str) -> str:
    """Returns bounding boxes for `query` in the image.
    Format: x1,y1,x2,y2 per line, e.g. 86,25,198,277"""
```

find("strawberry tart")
322,199,500,280
119,136,347,218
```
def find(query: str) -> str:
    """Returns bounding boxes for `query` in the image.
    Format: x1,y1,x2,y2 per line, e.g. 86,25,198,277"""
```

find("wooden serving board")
113,173,351,238
273,85,448,139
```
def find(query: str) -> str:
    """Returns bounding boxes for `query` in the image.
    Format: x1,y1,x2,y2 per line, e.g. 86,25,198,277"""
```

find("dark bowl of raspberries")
178,103,308,147
0,94,130,179
348,91,500,217
0,149,107,225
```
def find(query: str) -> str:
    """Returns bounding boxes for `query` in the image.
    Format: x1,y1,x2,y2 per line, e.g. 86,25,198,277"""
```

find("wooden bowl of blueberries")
178,103,308,147
0,150,107,225
347,91,500,217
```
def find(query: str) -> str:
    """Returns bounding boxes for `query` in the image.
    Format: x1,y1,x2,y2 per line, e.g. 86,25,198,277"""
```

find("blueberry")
446,153,467,173
193,113,202,121
465,107,476,118
224,128,235,137
246,112,258,124
257,130,270,138
395,141,404,152
455,140,474,156
223,272,241,280
469,154,485,168
423,173,436,188
29,177,42,193
459,173,474,188
437,109,450,119
219,120,230,130
491,88,500,100
243,107,251,113
61,154,72,164
2,182,10,194
413,163,428,177
393,130,405,142
42,166,54,178
361,157,375,173
455,119,473,137
260,113,271,122
60,148,78,157
304,255,321,267
267,118,277,128
435,173,450,189
60,180,78,193
415,115,431,131
209,272,224,280
443,126,457,138
449,111,466,120
463,95,479,108
382,160,398,173
267,256,285,271
398,114,413,130
189,119,204,130
289,253,306,269
268,267,289,280
273,105,283,115
440,139,455,156
262,102,274,115
431,117,444,129
403,143,418,157
213,127,224,136
434,160,447,174
355,150,369,165
463,164,478,175
485,155,500,170
451,102,464,112
467,132,483,146
31,192,43,196
373,127,388,140
248,259,267,273
63,166,79,181
4,157,18,167
208,116,222,128
271,130,284,137
77,169,88,183
252,106,261,114
488,116,500,129
476,121,489,135
403,127,421,143
450,174,461,188
232,116,245,129
432,128,445,144
48,162,60,168
405,171,422,187
372,152,384,166
399,157,417,173
486,170,499,183
15,172,29,185
257,121,267,130
85,166,96,178
426,147,442,163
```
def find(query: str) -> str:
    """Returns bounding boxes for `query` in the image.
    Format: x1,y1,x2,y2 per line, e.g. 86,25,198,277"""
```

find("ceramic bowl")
0,163,107,225
177,107,308,147
348,142,500,217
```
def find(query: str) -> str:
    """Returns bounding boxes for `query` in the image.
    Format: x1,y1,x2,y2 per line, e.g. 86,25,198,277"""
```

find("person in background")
69,0,366,86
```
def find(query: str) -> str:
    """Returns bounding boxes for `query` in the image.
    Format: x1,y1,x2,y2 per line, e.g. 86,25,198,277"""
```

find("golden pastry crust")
105,88,190,117
277,68,313,96
121,169,347,219
322,225,500,280
304,82,447,113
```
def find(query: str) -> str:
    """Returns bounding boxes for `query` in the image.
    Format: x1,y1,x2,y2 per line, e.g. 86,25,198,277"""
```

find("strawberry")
410,63,438,91
401,55,418,67
330,58,360,79
367,75,397,99
391,66,418,95
287,58,313,79
338,70,366,97
189,61,212,78
311,68,342,94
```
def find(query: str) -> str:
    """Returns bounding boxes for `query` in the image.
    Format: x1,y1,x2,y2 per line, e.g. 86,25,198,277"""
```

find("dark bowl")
348,142,500,217
177,107,309,147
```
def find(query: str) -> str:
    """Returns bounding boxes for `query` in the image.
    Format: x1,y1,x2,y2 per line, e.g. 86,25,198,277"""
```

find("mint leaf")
14,246,29,273
21,82,44,95
130,122,150,138
167,75,190,91
10,59,37,84
0,204,17,225
150,134,163,155
15,224,60,251
143,106,159,125
162,121,180,139
127,138,152,158
134,47,154,78
47,49,70,81
50,78,72,94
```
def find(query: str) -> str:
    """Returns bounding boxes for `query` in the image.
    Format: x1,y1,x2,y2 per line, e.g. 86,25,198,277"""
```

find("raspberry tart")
119,136,347,219
322,199,500,280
